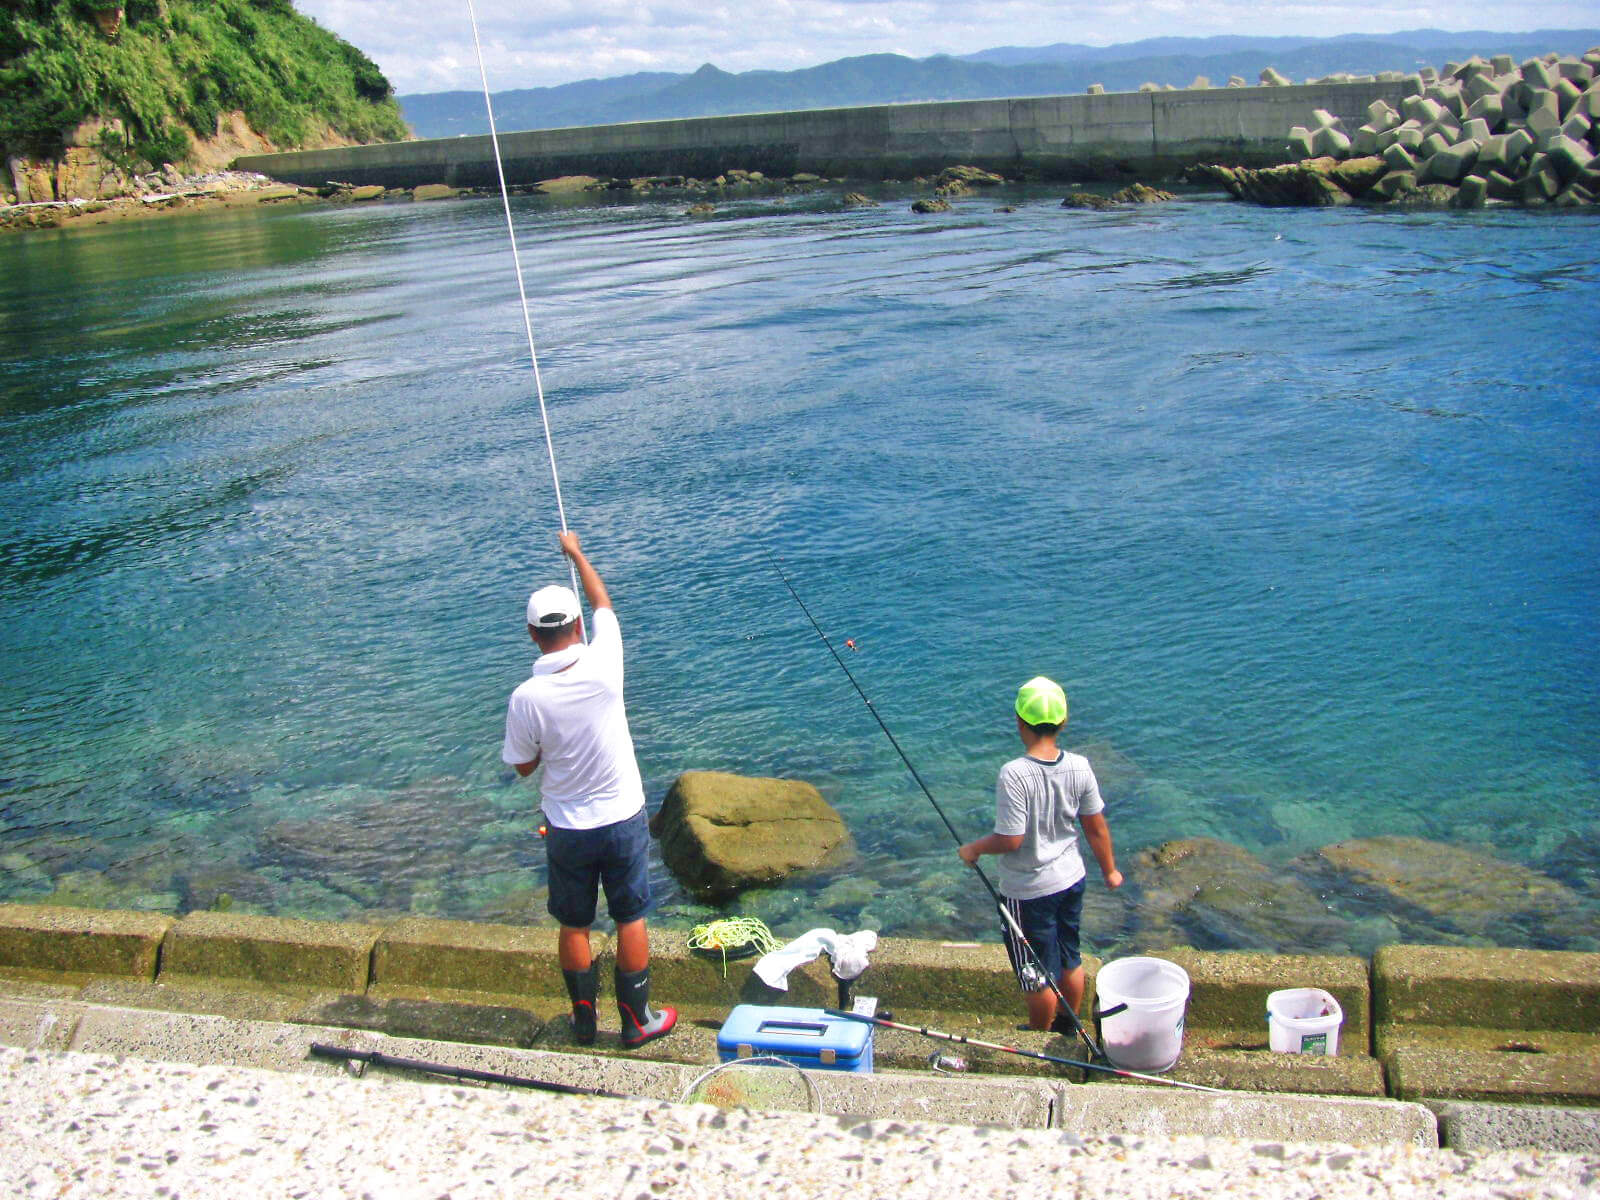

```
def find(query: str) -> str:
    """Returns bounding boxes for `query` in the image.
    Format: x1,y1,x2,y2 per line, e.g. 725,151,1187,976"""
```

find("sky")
291,2,1599,95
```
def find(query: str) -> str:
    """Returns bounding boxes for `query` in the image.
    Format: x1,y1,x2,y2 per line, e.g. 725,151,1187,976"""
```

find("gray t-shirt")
993,750,1105,900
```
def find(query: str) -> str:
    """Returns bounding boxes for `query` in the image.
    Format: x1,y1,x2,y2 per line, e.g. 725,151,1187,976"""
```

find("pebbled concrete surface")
3,1044,1597,1200
1053,1084,1438,1146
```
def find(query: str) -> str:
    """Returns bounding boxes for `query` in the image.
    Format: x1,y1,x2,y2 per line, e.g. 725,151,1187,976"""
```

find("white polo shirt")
500,607,645,830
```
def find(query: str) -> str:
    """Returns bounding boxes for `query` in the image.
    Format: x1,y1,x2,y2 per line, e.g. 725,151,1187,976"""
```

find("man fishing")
958,676,1122,1033
501,531,676,1049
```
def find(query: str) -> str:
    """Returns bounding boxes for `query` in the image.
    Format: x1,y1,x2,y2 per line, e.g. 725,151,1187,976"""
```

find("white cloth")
754,928,879,990
500,607,645,830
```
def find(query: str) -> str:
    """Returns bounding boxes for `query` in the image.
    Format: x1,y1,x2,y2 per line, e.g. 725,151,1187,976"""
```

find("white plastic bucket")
1266,987,1343,1055
1093,956,1190,1073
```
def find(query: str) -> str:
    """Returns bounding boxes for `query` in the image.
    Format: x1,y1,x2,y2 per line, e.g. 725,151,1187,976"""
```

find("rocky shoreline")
1,161,1162,234
0,168,317,232
0,164,960,233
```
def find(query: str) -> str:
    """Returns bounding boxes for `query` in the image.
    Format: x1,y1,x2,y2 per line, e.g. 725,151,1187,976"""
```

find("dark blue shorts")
544,808,652,929
1001,878,1086,993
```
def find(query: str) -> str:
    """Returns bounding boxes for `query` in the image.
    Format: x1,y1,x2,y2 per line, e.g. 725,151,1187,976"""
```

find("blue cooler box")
716,1005,873,1073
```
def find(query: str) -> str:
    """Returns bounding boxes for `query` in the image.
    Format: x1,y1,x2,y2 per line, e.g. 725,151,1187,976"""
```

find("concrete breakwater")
234,81,1408,189
1194,48,1600,207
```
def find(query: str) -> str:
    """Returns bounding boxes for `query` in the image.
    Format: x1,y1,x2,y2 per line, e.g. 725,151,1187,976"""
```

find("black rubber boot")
615,965,677,1049
562,966,598,1046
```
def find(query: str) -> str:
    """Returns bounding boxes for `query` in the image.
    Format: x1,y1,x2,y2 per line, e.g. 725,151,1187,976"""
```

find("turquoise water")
2,189,1597,954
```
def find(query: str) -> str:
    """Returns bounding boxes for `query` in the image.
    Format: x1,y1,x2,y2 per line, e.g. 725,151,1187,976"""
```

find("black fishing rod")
825,1010,1221,1093
764,548,1105,1064
309,1043,625,1098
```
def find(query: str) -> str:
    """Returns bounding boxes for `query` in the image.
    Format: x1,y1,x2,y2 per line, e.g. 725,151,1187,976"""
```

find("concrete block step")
1428,1100,1600,1152
0,902,170,981
1388,1044,1600,1107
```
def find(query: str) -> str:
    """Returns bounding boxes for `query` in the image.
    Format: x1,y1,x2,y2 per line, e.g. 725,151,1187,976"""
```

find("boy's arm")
958,832,1023,865
558,531,611,612
1080,812,1123,888
962,766,1026,865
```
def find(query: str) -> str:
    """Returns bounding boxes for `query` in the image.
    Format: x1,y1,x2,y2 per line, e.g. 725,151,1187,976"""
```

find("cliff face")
1,0,411,202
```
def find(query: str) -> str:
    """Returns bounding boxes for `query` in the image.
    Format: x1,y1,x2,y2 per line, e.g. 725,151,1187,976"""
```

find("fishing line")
464,0,583,623
762,548,1105,1064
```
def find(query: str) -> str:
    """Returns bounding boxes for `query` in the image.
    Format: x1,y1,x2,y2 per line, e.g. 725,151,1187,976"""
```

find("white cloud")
291,1,1598,94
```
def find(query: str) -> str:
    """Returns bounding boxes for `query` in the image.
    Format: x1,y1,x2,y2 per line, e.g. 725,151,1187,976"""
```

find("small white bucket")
1093,956,1190,1073
1266,987,1343,1055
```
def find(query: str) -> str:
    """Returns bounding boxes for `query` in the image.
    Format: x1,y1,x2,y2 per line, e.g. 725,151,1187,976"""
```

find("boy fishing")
958,676,1122,1033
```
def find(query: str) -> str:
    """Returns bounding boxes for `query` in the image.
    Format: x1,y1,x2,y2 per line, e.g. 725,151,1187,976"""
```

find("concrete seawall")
1,903,1595,1112
235,82,1413,188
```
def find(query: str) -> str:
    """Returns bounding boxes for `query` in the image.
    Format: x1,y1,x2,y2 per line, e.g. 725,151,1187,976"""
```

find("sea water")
1,188,1596,955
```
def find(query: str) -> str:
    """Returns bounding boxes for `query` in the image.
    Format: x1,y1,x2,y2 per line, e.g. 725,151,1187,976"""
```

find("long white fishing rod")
464,0,583,627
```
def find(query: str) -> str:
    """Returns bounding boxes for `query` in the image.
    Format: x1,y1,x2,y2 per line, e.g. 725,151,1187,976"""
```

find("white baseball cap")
527,585,582,629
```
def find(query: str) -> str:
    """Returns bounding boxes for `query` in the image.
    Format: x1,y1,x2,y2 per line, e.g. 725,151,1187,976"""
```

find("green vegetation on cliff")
1,0,409,164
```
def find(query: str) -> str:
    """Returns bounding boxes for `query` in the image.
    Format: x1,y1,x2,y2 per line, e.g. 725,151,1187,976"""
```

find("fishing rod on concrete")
763,547,1106,1065
825,1010,1223,1093
310,1043,625,1098
464,0,584,629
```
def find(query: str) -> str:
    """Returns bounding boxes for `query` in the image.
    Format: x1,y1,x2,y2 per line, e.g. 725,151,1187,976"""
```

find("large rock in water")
935,164,1006,188
1188,157,1385,206
1128,837,1350,953
653,771,852,901
1302,836,1591,949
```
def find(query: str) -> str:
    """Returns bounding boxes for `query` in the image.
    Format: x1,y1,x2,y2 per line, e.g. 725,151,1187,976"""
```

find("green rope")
686,917,780,977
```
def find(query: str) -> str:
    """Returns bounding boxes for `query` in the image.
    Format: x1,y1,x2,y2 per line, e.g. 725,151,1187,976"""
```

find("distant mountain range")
398,28,1600,140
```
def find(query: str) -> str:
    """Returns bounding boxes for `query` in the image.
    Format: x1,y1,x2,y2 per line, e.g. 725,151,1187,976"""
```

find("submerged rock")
817,874,879,912
176,864,282,914
0,851,52,897
1541,825,1600,901
842,192,879,207
258,784,524,912
1127,836,1349,953
653,770,853,902
1302,835,1591,948
42,868,179,913
1060,191,1118,209
911,198,952,213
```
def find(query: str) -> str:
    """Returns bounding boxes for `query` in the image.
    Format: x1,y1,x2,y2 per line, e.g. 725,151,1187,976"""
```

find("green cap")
1015,676,1067,726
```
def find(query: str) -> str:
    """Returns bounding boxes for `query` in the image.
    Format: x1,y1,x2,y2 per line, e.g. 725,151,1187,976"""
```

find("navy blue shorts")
544,808,652,928
1001,878,1086,993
